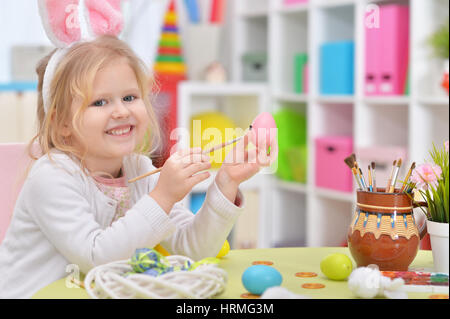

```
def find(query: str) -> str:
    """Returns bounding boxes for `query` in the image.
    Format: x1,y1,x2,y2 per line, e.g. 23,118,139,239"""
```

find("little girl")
0,35,273,298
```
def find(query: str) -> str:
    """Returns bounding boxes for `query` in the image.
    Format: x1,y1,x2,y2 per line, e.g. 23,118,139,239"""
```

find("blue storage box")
320,41,355,95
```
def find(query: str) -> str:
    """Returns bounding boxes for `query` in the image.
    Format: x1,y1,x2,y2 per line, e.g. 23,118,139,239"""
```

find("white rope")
84,256,227,299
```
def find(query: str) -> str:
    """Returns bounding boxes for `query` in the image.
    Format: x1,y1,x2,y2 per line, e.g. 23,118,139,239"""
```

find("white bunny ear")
38,0,81,48
84,0,124,38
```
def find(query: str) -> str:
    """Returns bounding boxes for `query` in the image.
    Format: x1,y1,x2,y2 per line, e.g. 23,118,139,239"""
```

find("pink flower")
445,140,449,152
411,163,442,190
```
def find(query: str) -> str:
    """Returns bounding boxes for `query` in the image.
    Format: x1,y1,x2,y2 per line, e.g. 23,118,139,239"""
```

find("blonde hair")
30,35,161,172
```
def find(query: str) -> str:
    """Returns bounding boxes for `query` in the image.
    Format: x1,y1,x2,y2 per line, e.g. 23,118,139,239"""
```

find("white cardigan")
0,151,244,298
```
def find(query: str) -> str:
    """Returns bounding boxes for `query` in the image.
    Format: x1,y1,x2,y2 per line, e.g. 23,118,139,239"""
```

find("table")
32,247,443,299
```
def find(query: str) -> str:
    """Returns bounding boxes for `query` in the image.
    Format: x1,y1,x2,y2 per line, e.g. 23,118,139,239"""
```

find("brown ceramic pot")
347,188,427,271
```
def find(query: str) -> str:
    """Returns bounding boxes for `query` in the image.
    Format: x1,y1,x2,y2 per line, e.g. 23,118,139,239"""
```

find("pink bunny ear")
38,0,81,47
84,0,124,37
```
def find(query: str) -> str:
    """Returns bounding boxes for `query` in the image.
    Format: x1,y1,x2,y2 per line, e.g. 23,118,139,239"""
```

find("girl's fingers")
188,171,211,188
181,153,211,167
224,133,250,164
184,161,212,176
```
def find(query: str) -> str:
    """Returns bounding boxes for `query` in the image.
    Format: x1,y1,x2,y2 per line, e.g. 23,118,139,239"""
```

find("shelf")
363,96,410,106
0,82,37,92
238,9,269,18
313,187,355,203
316,95,355,104
417,96,449,107
179,82,268,96
275,179,308,194
274,92,308,103
276,3,309,14
232,0,449,248
314,0,355,8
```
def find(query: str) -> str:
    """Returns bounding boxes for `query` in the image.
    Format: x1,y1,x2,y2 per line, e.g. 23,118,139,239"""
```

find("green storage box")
273,108,308,183
242,52,268,82
294,53,308,94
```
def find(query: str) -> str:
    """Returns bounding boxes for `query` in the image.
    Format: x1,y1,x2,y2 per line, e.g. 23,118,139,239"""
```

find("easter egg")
242,265,283,295
320,253,353,281
216,240,230,258
251,112,277,149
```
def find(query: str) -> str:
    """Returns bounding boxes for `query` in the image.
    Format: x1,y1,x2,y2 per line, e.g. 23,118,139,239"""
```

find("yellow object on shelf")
190,112,238,169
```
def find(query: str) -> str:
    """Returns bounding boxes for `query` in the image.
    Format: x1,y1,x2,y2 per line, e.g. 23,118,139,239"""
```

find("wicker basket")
84,255,227,299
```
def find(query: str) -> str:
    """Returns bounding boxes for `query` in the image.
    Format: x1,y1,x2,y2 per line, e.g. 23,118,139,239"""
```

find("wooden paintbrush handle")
128,167,162,183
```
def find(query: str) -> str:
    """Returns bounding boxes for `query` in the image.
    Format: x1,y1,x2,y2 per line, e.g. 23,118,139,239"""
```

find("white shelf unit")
177,82,277,248
231,0,449,247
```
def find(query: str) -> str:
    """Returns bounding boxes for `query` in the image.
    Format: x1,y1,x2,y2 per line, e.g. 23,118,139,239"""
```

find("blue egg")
241,265,283,295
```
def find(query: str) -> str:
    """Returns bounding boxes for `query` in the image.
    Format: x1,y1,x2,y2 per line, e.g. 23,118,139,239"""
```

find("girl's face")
68,57,150,172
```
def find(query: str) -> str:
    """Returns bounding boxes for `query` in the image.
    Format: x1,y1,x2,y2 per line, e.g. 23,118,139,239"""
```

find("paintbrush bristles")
401,162,416,192
344,155,355,169
388,158,403,193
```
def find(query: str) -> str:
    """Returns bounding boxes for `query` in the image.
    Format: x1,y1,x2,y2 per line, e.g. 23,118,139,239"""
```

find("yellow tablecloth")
32,247,441,299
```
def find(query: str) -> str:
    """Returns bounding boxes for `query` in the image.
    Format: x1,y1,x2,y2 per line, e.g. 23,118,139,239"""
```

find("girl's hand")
150,148,211,213
216,131,278,203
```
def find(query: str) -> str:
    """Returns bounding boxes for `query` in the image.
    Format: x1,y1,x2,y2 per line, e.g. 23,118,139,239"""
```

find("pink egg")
251,112,277,148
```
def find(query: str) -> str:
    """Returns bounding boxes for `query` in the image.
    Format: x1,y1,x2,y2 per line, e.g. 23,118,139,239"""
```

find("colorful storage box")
320,41,355,95
294,53,308,94
315,136,353,192
242,52,268,82
364,4,410,95
273,108,307,183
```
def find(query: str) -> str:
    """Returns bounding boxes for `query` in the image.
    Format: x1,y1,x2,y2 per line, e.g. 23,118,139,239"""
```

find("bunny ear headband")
38,0,126,114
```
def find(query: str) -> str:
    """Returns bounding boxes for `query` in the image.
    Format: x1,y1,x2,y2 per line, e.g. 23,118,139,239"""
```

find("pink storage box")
315,136,353,192
355,146,408,191
365,4,410,96
284,0,308,5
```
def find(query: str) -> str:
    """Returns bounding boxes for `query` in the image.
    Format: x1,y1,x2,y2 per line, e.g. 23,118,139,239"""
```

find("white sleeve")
25,164,177,274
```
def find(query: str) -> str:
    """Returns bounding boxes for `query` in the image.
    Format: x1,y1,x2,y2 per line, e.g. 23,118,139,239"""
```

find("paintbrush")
352,167,364,190
358,167,368,190
344,153,356,170
388,158,402,193
371,162,377,192
352,154,368,190
368,165,373,192
344,154,363,189
385,160,397,192
401,162,416,192
128,126,252,183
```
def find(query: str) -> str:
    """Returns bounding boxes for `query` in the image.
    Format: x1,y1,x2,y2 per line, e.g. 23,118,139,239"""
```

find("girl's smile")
105,124,135,137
